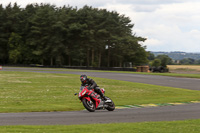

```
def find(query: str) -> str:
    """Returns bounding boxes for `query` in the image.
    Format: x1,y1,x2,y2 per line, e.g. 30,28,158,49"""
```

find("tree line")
179,58,200,65
0,3,148,67
148,53,200,66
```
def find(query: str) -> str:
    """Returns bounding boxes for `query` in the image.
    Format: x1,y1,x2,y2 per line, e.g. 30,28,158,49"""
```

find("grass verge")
0,71,200,113
1,119,200,133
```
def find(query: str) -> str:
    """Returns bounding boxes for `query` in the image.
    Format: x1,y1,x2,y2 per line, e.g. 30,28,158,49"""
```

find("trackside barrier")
0,66,2,70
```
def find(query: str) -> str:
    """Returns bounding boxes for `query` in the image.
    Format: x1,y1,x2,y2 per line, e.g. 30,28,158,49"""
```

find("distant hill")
151,51,200,60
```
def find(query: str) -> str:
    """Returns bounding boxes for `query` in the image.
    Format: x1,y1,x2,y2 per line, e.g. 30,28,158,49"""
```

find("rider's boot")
98,90,108,101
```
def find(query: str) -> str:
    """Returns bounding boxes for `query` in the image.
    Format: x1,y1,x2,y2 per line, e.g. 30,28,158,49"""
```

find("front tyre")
82,98,95,112
105,97,115,111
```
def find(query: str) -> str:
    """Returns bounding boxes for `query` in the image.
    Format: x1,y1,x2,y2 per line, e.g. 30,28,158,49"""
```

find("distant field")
167,65,200,72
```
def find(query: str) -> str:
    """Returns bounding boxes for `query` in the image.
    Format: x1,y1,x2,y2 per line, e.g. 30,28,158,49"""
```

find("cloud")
127,1,200,52
116,0,180,5
117,0,200,5
133,5,160,12
1,0,200,52
145,38,163,46
189,30,200,39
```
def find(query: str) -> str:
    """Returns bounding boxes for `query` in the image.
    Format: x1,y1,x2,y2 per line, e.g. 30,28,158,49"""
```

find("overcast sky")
1,0,200,52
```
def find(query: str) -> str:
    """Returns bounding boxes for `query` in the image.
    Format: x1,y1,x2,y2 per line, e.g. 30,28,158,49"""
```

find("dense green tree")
0,4,7,64
180,58,195,65
0,3,148,67
147,52,155,60
196,59,200,65
0,3,22,64
152,59,161,67
156,55,173,67
29,4,58,65
8,32,24,63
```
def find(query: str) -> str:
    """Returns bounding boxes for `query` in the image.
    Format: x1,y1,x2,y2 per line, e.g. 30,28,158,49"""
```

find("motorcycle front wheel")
82,98,95,112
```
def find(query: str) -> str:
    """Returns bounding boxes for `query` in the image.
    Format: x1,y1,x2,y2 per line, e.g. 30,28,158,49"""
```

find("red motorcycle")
75,86,115,112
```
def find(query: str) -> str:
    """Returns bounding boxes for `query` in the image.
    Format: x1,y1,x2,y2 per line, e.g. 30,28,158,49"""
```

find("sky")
1,0,200,52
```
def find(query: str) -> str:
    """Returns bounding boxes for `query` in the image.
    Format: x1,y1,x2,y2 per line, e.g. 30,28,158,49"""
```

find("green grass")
0,71,200,113
1,119,200,133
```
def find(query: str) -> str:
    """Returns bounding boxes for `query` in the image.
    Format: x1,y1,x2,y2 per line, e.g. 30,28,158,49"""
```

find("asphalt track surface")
0,67,200,125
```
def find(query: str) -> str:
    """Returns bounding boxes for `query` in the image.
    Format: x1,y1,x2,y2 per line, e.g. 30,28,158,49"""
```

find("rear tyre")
105,97,115,111
82,98,95,112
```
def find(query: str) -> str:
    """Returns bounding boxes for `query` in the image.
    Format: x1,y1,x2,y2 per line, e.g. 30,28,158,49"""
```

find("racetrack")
1,67,200,125
0,103,200,125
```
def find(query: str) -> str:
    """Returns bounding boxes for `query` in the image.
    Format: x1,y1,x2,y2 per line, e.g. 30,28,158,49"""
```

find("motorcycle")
74,86,115,112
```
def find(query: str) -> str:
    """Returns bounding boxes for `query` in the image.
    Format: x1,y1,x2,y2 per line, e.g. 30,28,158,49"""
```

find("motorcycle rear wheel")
105,97,115,111
82,98,95,112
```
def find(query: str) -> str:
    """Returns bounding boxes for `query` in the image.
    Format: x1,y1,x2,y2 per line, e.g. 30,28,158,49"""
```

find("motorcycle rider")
80,74,107,101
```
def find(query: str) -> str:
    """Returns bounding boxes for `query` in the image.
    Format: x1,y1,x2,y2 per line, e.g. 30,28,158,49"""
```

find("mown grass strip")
116,100,200,109
0,119,200,133
1,71,200,113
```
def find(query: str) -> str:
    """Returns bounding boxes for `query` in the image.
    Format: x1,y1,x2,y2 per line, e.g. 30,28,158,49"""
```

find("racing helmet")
80,74,87,83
